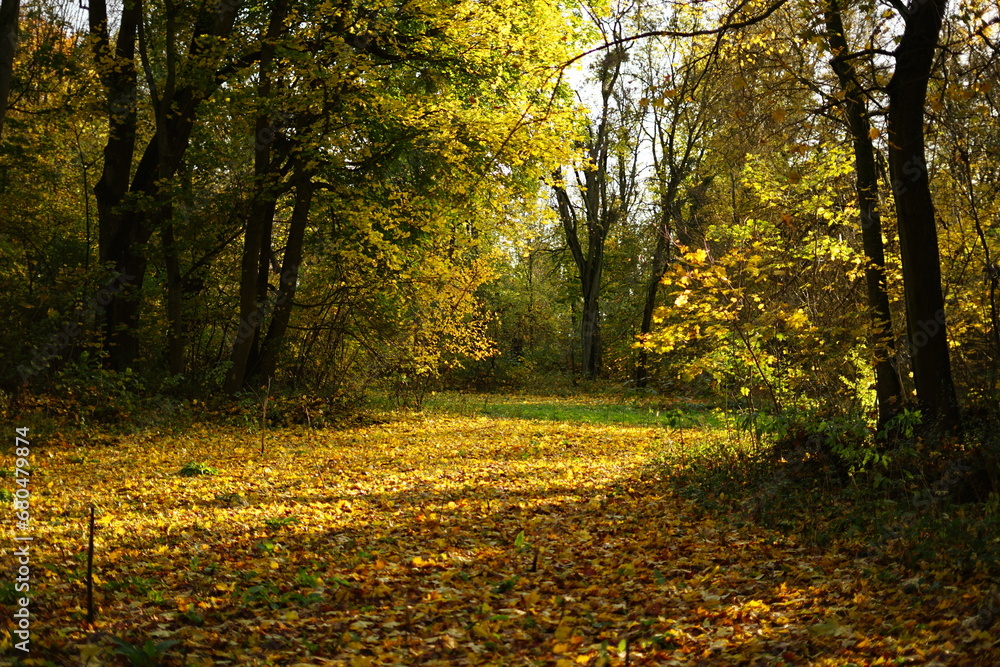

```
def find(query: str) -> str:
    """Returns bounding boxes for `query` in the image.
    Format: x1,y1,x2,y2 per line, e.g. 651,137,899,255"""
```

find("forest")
2,0,1000,663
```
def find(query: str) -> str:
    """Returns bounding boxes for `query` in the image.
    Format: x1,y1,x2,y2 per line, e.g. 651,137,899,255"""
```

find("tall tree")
824,0,904,427
633,32,718,388
553,40,640,379
886,0,960,429
224,0,292,393
88,0,244,371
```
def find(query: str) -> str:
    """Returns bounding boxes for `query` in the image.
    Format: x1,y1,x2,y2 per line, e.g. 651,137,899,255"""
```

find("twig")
86,505,95,624
261,377,271,457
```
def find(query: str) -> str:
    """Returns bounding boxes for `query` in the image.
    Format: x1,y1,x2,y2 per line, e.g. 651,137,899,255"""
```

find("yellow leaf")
472,623,495,640
771,109,787,123
868,126,880,140
555,624,573,640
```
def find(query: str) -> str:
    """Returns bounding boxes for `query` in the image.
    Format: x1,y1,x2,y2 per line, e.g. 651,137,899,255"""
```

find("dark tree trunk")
0,0,18,142
255,179,314,382
885,0,960,430
554,177,610,380
90,0,244,371
825,0,904,427
225,192,279,393
580,266,602,378
162,219,185,374
90,0,142,370
224,0,289,392
635,209,672,388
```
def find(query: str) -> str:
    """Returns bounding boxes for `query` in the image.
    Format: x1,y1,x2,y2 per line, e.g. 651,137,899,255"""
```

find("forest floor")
2,395,999,666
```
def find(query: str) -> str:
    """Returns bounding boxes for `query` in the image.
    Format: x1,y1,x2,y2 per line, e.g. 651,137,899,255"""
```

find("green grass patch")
422,392,721,429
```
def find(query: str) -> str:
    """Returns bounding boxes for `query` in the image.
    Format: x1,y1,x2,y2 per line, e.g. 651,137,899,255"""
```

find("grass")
421,391,722,429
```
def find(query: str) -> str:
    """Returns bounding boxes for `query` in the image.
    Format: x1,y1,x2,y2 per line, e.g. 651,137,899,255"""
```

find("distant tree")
553,14,644,379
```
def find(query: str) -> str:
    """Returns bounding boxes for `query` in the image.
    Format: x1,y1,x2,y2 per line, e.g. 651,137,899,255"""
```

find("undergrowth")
656,411,1000,580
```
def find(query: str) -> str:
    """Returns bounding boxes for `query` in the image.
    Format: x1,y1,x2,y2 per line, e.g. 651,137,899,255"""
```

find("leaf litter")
2,410,998,665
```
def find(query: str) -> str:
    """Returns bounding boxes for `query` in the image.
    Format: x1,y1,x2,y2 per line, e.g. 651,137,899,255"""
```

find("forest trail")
10,411,998,665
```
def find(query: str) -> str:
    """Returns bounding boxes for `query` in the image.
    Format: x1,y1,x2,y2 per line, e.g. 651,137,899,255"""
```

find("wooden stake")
261,377,271,457
86,505,95,624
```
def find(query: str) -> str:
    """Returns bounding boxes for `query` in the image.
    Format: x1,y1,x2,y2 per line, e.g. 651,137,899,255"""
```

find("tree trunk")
885,0,960,430
580,267,602,378
225,192,279,393
224,0,289,392
255,179,314,382
90,0,141,370
635,212,672,388
825,0,904,428
162,218,185,374
90,0,244,371
0,0,18,142
554,176,608,380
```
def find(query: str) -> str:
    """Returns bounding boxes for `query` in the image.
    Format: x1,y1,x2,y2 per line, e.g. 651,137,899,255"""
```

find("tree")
823,0,904,427
217,0,580,391
632,24,721,388
224,0,293,392
885,0,960,430
553,22,643,379
0,0,17,141
88,0,245,371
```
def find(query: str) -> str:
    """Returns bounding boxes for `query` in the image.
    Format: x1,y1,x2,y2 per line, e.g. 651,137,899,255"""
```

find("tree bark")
90,0,244,371
824,0,904,427
0,0,19,143
635,206,673,388
554,175,609,379
224,0,289,393
255,179,315,382
90,0,142,370
885,0,960,430
162,219,185,374
225,190,279,393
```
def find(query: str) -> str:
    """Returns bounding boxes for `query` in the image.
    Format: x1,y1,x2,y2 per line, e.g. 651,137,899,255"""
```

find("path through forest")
8,411,997,665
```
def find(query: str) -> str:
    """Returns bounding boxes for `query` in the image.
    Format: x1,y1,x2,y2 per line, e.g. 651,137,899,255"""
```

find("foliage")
110,637,180,667
643,144,875,425
660,410,1000,582
178,461,219,477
